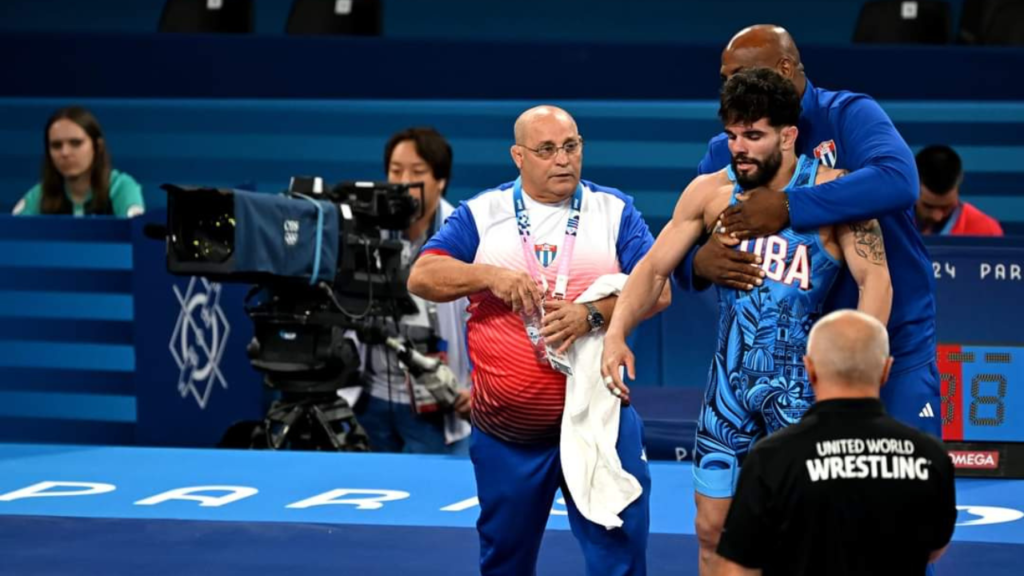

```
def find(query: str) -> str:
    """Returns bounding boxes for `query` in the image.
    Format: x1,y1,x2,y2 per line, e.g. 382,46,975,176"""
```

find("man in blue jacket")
674,25,939,438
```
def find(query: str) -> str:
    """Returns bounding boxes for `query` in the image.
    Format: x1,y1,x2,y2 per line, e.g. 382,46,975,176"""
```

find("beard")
732,147,783,191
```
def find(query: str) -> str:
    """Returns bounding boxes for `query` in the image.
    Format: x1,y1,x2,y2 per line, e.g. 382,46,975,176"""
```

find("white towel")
560,273,642,529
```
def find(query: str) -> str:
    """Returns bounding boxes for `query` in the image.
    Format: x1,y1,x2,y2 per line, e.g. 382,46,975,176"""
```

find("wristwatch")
584,302,605,332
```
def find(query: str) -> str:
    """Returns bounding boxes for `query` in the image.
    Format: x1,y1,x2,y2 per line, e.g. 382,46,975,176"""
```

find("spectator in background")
715,310,956,576
13,106,143,218
916,144,1003,236
355,127,472,455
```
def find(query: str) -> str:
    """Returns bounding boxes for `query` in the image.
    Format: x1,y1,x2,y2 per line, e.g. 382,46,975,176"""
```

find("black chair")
158,0,254,34
853,0,952,44
286,0,382,36
958,0,1024,45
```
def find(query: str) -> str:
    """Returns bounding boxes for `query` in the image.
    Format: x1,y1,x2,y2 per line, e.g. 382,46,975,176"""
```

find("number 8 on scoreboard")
939,344,1022,442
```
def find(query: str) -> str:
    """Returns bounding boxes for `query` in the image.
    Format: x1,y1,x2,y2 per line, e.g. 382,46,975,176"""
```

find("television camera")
160,177,459,451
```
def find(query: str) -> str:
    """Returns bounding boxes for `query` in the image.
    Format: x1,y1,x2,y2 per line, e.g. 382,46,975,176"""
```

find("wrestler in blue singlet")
693,155,843,497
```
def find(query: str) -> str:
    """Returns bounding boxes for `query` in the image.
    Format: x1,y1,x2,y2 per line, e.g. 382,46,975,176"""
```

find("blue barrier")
1,215,1022,451
0,217,136,444
0,213,266,446
0,0,961,45
2,98,1023,235
2,32,1023,101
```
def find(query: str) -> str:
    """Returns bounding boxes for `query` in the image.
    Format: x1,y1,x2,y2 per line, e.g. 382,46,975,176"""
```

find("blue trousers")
881,361,942,438
356,395,469,455
470,405,651,576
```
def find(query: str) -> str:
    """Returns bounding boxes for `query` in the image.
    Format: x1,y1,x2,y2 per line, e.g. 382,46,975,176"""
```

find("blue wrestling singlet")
693,155,843,498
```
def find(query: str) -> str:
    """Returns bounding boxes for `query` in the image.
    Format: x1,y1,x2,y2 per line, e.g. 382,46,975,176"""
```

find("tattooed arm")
837,219,893,325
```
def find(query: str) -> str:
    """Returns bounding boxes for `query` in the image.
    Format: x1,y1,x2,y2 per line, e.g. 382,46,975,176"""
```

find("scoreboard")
928,237,1024,477
939,344,1023,443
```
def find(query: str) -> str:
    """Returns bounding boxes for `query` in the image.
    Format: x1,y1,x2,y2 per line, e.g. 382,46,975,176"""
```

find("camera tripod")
259,391,370,451
220,390,371,452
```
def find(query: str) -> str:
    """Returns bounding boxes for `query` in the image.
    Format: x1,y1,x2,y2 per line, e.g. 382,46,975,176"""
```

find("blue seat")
159,0,254,34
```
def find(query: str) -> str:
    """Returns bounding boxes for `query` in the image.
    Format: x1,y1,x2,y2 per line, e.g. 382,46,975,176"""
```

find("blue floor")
0,444,1021,574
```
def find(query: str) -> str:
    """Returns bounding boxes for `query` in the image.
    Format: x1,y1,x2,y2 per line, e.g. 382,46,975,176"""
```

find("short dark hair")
718,68,802,129
916,145,962,196
383,127,453,196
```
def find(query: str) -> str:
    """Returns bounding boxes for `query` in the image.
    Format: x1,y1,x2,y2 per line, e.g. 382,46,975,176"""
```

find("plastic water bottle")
521,308,549,365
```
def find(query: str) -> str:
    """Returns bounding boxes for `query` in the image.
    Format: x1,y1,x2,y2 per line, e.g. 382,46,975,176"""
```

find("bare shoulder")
687,169,735,203
681,169,733,227
816,165,849,185
672,170,732,226
685,170,730,194
674,171,721,206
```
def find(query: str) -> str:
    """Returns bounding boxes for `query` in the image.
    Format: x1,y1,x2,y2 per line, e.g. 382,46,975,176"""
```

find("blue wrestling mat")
0,444,1021,575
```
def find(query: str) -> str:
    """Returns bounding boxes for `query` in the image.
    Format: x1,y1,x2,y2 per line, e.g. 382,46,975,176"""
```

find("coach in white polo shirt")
409,105,670,576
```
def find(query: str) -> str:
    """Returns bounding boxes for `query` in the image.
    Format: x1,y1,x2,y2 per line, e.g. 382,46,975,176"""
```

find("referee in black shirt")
715,310,957,576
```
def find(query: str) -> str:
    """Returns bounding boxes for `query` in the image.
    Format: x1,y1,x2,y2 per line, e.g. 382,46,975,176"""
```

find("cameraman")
355,127,472,455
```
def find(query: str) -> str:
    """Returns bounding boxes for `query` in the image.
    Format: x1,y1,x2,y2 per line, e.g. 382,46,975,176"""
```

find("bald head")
725,25,800,62
721,25,806,95
510,105,583,203
806,310,891,390
514,105,577,145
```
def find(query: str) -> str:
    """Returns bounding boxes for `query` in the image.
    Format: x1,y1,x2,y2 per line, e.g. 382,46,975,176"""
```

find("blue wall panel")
0,391,136,422
0,218,136,443
0,0,967,45
0,417,134,444
3,98,1022,234
3,32,1022,101
0,368,134,395
1,214,1022,447
0,292,134,321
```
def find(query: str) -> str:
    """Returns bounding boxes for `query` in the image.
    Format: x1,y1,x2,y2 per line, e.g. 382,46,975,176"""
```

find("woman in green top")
13,106,144,218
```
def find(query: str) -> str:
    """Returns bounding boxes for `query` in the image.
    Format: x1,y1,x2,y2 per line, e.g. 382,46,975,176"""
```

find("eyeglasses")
517,137,584,160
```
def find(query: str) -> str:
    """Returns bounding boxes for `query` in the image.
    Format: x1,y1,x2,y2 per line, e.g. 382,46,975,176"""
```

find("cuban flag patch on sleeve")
814,140,838,168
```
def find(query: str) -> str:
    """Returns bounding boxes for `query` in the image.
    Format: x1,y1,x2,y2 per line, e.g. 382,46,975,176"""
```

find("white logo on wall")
170,277,230,409
284,220,300,246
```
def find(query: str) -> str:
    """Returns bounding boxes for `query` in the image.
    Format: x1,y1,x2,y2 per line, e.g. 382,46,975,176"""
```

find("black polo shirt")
717,398,957,576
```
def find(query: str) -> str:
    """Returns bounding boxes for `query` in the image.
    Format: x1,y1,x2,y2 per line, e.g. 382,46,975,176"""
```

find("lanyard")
512,177,582,300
